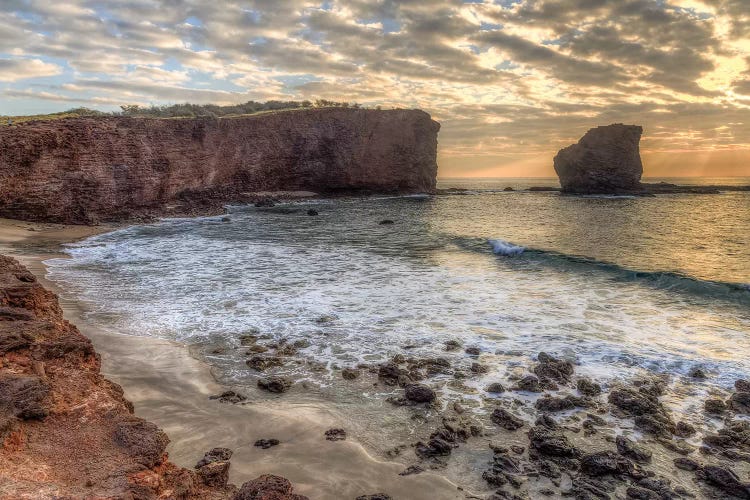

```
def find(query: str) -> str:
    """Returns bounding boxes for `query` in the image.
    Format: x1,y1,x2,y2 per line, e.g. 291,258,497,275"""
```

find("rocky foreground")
0,254,307,500
0,108,440,224
227,332,750,499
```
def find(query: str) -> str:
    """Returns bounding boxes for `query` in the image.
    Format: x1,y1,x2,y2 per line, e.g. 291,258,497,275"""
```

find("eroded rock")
554,124,644,194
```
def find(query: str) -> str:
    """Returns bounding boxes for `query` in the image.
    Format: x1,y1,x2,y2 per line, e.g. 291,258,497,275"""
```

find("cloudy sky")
1,1,749,177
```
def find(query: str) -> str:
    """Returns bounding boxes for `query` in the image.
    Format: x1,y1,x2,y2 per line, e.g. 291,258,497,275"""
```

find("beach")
0,217,463,499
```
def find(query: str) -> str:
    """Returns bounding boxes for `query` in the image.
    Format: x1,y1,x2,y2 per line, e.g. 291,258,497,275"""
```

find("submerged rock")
208,390,246,404
577,377,602,396
341,367,360,380
705,398,727,415
554,124,644,194
491,408,525,430
246,355,284,371
527,425,579,458
512,374,551,393
404,384,436,403
696,465,750,499
533,352,574,383
580,450,636,477
729,391,750,414
535,394,588,412
257,376,293,393
415,437,453,458
324,428,346,441
254,439,280,449
378,362,405,386
485,382,506,393
399,465,424,476
444,339,462,351
616,435,652,463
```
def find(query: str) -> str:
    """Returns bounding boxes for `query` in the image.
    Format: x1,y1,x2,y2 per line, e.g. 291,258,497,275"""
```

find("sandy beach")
0,218,464,499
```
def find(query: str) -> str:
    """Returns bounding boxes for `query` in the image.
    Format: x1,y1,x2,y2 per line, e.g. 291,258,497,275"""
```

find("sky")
1,0,749,178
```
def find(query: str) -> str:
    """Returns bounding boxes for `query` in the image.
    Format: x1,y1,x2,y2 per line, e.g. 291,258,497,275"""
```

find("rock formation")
554,124,643,194
0,254,306,499
0,108,440,224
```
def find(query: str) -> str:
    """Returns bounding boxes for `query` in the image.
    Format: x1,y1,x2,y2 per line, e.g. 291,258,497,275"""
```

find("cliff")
554,124,644,194
0,108,440,224
0,255,306,499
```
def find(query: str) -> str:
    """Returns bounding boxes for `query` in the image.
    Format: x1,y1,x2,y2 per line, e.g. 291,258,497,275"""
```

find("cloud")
0,0,748,175
0,58,63,82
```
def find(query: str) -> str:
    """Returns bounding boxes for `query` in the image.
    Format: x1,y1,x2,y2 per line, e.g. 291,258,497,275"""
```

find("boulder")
616,435,652,463
197,461,230,487
235,474,309,500
324,428,346,441
533,352,574,383
491,408,524,430
113,418,170,468
404,384,436,403
554,124,644,194
257,376,292,393
195,447,233,468
0,374,49,420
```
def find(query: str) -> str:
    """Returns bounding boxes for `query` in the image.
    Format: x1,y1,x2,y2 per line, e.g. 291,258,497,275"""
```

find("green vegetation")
1,107,108,125
1,100,368,125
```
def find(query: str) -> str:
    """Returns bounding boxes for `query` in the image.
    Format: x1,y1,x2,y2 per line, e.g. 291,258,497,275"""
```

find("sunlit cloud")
1,0,748,176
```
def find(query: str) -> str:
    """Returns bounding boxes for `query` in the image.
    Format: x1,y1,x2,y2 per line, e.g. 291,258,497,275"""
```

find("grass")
0,102,381,126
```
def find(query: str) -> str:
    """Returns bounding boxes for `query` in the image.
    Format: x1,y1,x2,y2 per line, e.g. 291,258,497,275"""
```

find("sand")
0,218,465,499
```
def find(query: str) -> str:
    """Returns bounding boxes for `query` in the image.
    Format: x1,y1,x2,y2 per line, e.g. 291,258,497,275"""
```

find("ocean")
45,177,750,492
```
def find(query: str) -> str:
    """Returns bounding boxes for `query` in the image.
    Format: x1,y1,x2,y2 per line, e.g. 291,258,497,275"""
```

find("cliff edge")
554,124,643,194
0,255,306,500
0,108,440,224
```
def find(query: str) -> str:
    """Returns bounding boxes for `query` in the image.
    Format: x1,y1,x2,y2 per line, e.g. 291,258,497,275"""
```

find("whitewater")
44,177,750,492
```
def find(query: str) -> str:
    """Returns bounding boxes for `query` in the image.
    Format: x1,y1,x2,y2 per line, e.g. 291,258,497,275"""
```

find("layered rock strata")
0,108,440,224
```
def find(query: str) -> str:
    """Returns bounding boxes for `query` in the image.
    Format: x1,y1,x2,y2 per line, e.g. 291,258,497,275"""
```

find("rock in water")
554,124,643,194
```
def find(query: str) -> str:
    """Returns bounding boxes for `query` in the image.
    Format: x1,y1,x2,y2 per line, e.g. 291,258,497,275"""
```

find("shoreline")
0,218,464,499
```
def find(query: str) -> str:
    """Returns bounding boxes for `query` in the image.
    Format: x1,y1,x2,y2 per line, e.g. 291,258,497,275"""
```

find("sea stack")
554,124,643,194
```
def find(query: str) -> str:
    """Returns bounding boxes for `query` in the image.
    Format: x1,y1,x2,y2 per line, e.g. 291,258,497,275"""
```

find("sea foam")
488,239,525,256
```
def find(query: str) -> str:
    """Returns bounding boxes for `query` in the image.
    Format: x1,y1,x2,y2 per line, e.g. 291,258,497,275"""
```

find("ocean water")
45,177,750,490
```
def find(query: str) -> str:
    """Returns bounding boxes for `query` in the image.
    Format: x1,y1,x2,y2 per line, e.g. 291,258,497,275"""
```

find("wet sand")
0,218,464,499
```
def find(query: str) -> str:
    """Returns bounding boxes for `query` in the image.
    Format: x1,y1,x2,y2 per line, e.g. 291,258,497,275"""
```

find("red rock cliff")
0,255,307,500
0,108,440,224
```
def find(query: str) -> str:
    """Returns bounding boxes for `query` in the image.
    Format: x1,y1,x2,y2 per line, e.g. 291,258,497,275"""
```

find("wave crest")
488,239,525,256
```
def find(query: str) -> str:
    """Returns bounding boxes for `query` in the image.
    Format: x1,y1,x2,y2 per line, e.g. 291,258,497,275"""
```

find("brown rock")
257,376,293,393
0,110,440,224
324,428,346,441
235,474,309,500
113,418,170,468
491,408,524,430
197,461,231,488
533,352,574,383
0,373,49,420
196,447,233,468
554,124,644,194
404,384,436,403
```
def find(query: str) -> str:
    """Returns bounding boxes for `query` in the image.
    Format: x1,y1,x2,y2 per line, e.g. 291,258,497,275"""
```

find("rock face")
0,254,304,499
0,108,440,224
554,124,643,194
